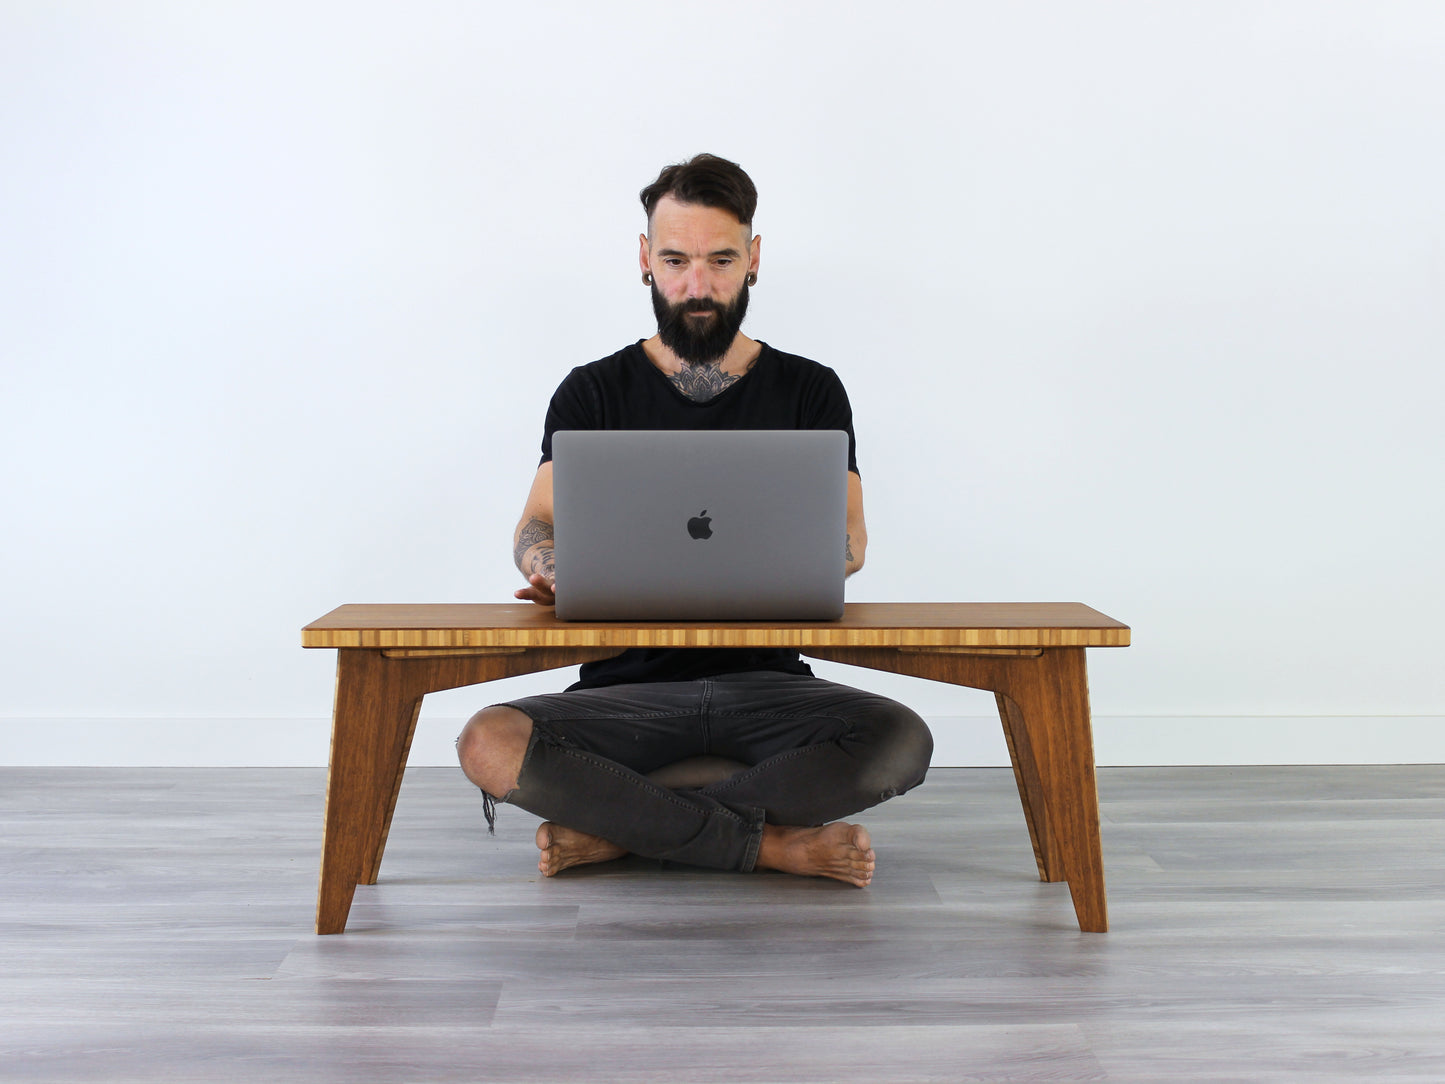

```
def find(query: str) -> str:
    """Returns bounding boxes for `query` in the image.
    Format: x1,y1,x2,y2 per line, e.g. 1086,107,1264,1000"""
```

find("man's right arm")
512,463,557,607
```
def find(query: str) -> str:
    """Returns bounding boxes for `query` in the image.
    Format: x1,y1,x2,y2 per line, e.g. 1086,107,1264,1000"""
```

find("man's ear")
639,232,651,276
749,233,761,275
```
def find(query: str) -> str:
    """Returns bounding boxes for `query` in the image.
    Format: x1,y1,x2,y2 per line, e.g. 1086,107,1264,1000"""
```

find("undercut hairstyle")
640,153,758,231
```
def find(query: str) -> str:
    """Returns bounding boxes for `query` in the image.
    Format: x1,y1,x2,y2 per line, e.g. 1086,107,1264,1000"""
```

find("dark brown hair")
640,153,758,229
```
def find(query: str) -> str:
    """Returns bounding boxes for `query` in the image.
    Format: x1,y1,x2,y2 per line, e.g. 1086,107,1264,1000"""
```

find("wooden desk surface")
302,602,1130,651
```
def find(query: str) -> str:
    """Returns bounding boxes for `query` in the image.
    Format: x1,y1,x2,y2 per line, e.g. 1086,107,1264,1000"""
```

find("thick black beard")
651,282,750,365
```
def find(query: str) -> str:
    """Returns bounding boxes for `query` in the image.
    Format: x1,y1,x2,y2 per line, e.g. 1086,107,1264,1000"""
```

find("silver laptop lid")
552,429,848,621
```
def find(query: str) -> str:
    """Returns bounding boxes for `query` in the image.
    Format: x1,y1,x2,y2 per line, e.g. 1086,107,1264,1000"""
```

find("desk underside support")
803,645,1107,932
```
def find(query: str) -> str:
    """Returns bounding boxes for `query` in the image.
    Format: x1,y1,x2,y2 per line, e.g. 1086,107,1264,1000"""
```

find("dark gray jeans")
493,671,933,872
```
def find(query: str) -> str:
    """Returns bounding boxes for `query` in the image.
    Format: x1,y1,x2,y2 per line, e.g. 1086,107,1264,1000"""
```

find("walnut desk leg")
316,646,621,935
804,645,1107,933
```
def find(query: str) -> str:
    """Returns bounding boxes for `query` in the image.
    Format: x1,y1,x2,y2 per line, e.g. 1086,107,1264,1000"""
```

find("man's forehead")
647,196,752,245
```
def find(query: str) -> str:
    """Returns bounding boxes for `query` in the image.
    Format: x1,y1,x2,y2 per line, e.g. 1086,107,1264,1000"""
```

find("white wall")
3,1,1442,766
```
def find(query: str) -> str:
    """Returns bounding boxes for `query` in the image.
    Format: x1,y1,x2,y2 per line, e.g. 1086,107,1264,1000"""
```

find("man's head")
640,153,758,231
638,154,761,365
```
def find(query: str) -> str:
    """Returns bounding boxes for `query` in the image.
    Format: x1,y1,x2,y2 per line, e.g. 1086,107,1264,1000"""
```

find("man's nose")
685,264,712,298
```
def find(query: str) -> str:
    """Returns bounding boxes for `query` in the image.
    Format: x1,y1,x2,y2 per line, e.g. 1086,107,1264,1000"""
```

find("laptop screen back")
551,429,848,621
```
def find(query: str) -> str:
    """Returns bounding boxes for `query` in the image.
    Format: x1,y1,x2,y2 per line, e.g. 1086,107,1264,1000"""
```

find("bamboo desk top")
302,602,1130,652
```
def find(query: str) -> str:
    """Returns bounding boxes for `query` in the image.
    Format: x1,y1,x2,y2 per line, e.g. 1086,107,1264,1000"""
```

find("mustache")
679,299,724,314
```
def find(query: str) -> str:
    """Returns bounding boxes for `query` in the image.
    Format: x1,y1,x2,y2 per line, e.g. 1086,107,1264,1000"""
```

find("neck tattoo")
668,362,740,402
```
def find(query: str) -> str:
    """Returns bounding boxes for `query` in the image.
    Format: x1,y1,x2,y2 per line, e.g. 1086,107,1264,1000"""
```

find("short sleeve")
539,367,601,464
803,366,860,476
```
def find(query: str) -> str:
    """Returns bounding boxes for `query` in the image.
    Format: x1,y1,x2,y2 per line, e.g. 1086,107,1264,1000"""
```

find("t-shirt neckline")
633,340,771,407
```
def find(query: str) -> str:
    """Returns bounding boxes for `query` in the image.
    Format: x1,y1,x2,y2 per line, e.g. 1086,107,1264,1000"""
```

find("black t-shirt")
540,340,859,690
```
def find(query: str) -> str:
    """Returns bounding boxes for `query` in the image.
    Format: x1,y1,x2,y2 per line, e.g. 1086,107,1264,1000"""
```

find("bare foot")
755,822,876,887
535,822,628,876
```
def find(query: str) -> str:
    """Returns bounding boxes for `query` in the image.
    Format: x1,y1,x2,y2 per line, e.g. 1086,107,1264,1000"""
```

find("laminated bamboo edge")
306,627,1129,650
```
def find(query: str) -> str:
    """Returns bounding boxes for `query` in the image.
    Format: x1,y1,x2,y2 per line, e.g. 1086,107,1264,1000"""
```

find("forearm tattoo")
846,533,855,563
514,517,554,575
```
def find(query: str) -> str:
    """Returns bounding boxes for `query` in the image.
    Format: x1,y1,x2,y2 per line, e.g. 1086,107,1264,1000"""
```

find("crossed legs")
455,672,932,887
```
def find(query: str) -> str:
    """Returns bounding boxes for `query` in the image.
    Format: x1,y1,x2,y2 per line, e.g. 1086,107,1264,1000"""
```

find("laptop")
551,429,849,621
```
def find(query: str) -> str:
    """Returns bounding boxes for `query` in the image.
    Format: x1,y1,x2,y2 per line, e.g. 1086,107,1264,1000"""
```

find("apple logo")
686,510,713,540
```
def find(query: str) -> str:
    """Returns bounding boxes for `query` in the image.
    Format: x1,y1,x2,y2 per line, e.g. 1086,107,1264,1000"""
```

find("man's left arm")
846,470,867,577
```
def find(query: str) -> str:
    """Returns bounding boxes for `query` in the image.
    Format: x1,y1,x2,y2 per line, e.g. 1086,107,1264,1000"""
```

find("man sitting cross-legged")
456,153,932,887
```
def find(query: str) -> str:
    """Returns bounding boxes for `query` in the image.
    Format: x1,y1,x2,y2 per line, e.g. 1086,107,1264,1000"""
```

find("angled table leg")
316,649,421,936
804,645,1107,932
996,690,1062,883
994,648,1106,932
316,646,621,935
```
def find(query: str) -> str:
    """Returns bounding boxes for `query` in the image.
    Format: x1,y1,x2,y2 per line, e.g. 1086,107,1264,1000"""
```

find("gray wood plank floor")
3,764,1444,1082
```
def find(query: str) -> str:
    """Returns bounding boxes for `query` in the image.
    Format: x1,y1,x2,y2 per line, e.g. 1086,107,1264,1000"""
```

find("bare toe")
757,822,878,887
535,822,627,876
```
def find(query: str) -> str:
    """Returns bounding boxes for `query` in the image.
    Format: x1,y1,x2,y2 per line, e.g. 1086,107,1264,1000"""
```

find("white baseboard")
1,715,1442,767
1089,715,1445,767
907,715,1445,768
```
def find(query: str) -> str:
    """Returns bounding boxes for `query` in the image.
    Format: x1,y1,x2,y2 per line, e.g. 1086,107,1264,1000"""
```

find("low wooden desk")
302,602,1130,934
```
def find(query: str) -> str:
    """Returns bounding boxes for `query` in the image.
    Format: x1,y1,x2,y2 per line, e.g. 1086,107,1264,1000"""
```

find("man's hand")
514,571,556,608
